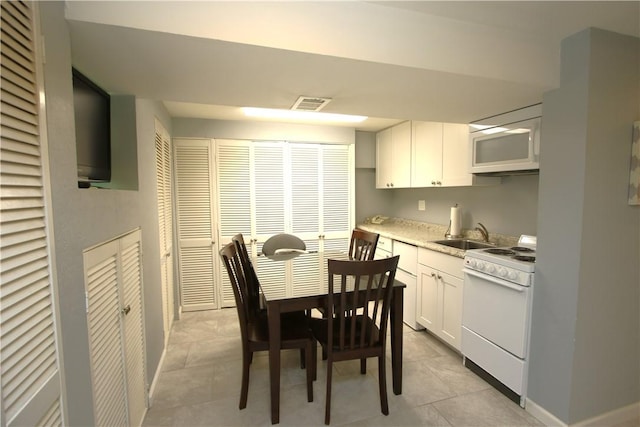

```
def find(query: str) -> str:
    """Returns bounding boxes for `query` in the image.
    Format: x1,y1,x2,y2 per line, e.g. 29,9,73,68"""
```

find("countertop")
357,217,519,259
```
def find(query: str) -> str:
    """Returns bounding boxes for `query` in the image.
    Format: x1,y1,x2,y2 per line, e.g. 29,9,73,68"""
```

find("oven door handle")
463,268,526,292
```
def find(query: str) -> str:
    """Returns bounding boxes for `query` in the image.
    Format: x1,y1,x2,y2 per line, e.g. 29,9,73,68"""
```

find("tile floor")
142,308,545,426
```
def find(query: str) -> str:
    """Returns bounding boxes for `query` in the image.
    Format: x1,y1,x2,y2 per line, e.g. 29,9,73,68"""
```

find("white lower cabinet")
416,248,463,350
83,229,147,426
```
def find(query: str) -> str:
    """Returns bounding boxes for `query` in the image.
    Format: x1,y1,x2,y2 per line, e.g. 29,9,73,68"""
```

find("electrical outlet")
418,200,426,211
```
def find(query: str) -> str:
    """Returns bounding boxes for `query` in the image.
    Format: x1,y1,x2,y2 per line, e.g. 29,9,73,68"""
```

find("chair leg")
312,339,318,381
360,358,366,374
240,349,251,409
325,359,333,425
305,341,314,402
378,355,389,416
300,348,306,369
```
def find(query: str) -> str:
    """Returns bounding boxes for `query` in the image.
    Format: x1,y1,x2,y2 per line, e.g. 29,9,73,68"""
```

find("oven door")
470,117,540,174
462,268,531,358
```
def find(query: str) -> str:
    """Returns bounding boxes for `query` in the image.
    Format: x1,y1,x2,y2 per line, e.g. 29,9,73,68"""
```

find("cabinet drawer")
418,247,463,278
376,236,392,254
393,241,417,275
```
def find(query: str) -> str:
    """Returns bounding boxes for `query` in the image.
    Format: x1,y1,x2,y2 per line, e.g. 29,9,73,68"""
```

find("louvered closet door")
155,120,174,340
174,139,217,310
216,140,251,306
1,1,64,426
321,145,352,251
119,230,146,427
84,241,128,427
252,142,287,298
290,144,320,249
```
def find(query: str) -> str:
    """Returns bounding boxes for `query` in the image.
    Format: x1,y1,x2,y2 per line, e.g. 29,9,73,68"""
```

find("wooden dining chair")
219,242,316,410
232,233,313,369
348,229,379,261
317,228,381,360
311,256,400,425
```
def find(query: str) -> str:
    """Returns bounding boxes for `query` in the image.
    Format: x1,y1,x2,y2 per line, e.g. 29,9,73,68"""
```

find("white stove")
463,235,536,286
461,235,537,408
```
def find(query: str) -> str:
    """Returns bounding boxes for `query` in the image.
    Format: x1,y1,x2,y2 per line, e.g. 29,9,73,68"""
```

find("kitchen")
2,2,638,427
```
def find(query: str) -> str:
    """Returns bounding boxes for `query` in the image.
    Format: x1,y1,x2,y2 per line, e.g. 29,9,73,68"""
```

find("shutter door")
120,230,146,427
174,139,217,310
290,144,320,248
216,140,251,306
322,145,351,251
155,120,173,339
253,142,285,238
84,241,128,427
1,1,64,425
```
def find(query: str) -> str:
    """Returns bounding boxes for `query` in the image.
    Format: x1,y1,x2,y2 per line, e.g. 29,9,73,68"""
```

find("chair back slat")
231,233,261,317
348,229,380,260
219,243,252,338
327,256,399,353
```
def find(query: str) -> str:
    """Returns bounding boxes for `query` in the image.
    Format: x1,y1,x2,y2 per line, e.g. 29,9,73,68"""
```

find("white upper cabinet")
412,121,443,187
376,121,411,189
379,120,501,188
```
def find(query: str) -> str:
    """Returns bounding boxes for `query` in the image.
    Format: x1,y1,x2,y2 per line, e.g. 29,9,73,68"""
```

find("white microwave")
469,116,541,174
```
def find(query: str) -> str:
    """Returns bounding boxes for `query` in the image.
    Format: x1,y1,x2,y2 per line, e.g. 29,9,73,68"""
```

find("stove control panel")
463,256,532,287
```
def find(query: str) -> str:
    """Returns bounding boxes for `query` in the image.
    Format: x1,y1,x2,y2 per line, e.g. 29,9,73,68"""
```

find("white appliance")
461,235,536,407
469,104,542,174
393,241,424,331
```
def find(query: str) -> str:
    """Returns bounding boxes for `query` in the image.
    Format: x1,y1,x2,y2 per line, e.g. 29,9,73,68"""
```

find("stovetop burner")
511,246,534,253
485,248,516,256
513,255,535,263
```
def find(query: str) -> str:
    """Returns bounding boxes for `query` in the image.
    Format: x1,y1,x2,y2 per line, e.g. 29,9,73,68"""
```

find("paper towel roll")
450,205,462,237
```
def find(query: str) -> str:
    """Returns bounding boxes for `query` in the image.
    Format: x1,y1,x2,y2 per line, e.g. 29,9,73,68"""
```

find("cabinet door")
412,121,443,187
441,123,472,187
391,121,412,188
376,127,393,188
438,271,463,350
417,264,438,329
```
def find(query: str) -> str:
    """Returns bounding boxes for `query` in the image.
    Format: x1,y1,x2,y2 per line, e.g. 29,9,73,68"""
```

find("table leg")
390,287,404,395
267,302,281,424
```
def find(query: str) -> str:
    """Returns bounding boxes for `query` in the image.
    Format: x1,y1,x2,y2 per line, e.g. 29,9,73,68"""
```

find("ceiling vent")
291,96,332,112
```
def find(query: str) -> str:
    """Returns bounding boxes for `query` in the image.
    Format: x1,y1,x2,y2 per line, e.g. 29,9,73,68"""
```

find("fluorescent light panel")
242,107,367,123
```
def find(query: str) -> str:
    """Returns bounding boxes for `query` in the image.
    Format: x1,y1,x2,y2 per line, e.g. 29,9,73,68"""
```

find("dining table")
253,250,405,424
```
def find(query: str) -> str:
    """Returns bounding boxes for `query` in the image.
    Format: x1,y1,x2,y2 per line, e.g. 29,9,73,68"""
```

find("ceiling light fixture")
242,107,367,123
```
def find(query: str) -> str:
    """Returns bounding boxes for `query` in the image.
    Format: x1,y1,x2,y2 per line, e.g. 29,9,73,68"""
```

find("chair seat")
248,310,314,344
310,315,381,350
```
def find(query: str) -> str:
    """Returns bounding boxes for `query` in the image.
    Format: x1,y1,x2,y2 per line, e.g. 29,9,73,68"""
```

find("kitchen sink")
432,239,494,250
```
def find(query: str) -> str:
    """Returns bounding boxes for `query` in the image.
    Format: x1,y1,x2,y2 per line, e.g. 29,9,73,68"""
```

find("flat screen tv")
72,68,111,186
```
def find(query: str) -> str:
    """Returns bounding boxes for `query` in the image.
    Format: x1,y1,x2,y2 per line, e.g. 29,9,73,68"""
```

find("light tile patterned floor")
142,309,545,426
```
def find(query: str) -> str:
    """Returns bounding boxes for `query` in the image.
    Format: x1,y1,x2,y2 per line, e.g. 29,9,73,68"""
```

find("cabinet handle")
431,181,436,185
122,305,131,316
437,274,443,279
430,272,436,277
437,181,442,185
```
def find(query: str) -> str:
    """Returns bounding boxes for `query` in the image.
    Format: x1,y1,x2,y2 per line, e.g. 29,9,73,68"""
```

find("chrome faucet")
475,222,489,242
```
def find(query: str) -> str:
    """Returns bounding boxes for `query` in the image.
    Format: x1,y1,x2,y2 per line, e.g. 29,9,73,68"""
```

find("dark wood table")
254,251,405,424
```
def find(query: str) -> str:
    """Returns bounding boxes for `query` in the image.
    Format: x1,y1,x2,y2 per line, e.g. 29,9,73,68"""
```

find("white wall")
39,3,169,424
529,28,640,424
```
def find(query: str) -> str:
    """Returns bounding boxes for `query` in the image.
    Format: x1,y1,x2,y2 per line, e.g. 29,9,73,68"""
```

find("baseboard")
525,398,566,426
526,399,640,427
146,346,167,407
571,402,640,427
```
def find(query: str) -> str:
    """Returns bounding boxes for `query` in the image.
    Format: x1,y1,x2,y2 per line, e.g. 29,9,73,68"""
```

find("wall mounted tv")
72,67,111,186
